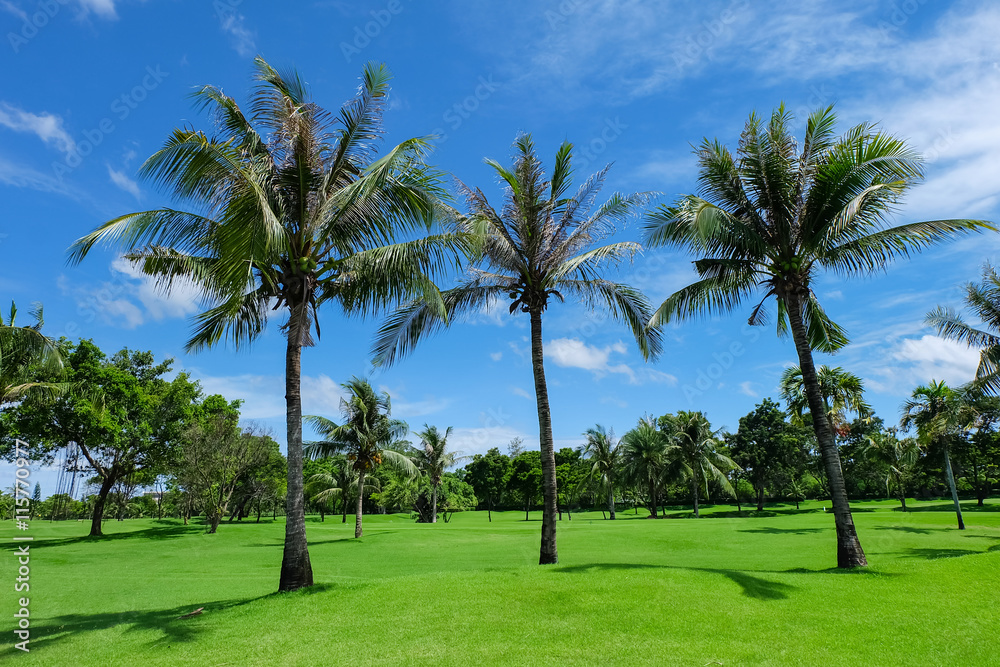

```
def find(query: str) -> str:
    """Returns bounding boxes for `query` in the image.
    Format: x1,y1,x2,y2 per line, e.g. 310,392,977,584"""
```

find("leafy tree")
508,451,543,521
554,447,586,520
953,391,1000,506
728,399,808,510
643,105,986,566
622,418,671,518
928,263,1000,394
374,134,661,564
901,381,966,529
436,473,478,522
305,377,417,538
583,425,622,520
413,425,466,523
305,456,356,523
662,411,736,517
464,447,510,521
2,341,200,536
69,59,457,592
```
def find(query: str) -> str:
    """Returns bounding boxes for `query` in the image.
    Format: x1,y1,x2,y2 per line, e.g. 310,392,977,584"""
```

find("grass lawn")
3,499,999,665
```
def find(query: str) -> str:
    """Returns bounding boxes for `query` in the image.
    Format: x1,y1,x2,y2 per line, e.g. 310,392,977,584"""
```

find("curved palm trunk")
787,293,867,568
941,443,965,530
278,323,314,591
608,482,616,520
355,470,367,538
529,309,558,564
431,483,438,524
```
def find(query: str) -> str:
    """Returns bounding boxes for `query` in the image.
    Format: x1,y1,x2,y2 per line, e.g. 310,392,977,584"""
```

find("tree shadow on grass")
555,563,798,600
0,523,201,551
738,527,826,535
244,531,400,548
0,585,336,661
879,526,938,534
903,547,982,559
903,502,1000,513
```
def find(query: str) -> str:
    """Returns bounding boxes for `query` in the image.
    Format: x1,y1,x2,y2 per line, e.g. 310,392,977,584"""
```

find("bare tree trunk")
89,475,116,537
942,444,965,530
529,308,558,565
487,496,492,523
756,487,764,511
355,470,366,538
648,479,657,518
786,292,867,568
278,317,314,591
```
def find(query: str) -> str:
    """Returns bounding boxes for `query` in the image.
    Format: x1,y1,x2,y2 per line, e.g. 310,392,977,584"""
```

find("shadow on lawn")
902,502,1000,513
738,527,826,535
556,563,799,600
0,522,200,551
0,585,337,660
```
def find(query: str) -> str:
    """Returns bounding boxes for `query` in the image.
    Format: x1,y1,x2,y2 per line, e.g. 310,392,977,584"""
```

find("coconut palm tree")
372,134,661,564
901,381,965,529
780,365,872,437
305,458,358,524
413,424,465,523
664,411,737,517
1,302,65,406
68,59,460,591
621,418,672,518
305,377,416,538
927,263,1000,395
583,424,622,520
643,104,988,567
860,429,921,511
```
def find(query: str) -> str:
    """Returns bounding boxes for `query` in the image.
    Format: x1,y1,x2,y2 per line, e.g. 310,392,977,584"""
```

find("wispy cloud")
217,4,256,57
0,103,75,155
545,337,676,385
78,0,117,19
1,1,27,21
107,165,140,199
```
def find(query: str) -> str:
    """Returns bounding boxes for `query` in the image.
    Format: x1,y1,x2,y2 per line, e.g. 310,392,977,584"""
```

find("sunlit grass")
3,498,998,665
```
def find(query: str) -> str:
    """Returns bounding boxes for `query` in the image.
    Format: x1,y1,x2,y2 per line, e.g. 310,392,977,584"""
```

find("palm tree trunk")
786,292,867,568
529,308,558,565
355,470,366,538
431,484,438,524
278,317,314,591
692,477,700,518
648,478,658,518
942,444,965,530
608,483,616,520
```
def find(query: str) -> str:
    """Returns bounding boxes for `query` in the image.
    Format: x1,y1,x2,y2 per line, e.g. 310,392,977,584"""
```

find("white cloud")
511,386,532,399
78,0,117,19
0,103,75,155
490,351,503,361
825,290,844,301
0,154,76,196
544,337,674,385
1,1,27,21
867,334,981,394
110,257,201,321
217,6,256,57
107,165,140,199
739,381,760,398
196,372,346,420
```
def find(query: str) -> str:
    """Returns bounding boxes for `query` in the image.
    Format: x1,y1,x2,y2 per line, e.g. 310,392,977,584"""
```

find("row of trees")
6,52,991,589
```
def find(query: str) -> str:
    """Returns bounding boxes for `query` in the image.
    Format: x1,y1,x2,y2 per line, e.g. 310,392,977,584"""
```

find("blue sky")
2,0,998,493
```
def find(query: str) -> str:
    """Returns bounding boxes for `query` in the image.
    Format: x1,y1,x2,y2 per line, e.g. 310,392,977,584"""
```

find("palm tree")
373,134,661,564
305,377,417,538
305,458,358,524
582,424,622,520
1,302,65,406
861,430,921,511
663,411,737,517
621,418,671,518
68,59,459,591
928,263,1000,395
413,425,465,523
780,365,872,437
643,105,988,567
901,381,965,529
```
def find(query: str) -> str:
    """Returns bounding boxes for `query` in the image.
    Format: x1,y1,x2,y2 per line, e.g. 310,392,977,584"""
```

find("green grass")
3,499,999,665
